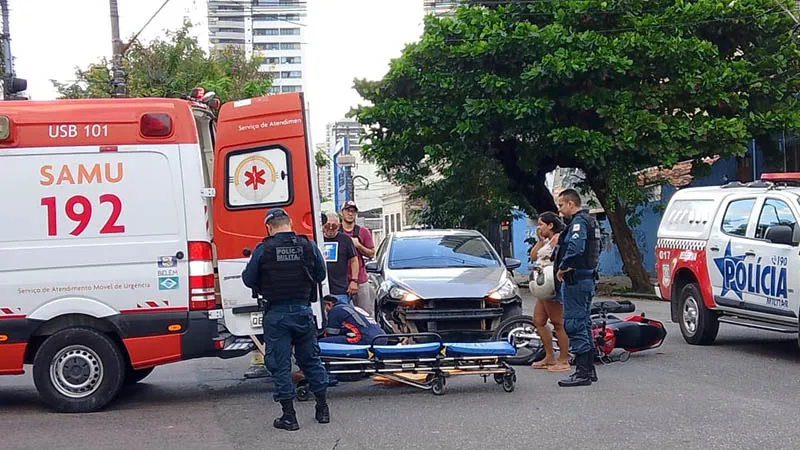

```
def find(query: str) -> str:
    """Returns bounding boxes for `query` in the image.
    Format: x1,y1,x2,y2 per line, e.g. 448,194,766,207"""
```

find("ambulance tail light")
0,116,10,141
140,113,173,138
188,241,216,311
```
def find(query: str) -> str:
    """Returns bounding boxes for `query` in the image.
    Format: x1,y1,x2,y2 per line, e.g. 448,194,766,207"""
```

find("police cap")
264,208,289,225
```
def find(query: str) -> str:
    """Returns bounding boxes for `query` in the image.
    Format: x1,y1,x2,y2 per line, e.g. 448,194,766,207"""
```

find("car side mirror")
365,260,380,273
765,225,795,246
504,258,521,271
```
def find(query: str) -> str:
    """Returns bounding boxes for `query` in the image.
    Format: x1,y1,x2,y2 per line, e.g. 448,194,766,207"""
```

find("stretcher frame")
295,333,517,400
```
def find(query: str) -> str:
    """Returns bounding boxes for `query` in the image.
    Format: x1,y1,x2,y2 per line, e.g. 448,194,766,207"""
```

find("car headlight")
487,278,518,302
389,285,422,303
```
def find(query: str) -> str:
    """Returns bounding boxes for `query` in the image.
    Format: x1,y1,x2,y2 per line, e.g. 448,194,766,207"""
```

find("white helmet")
529,265,557,300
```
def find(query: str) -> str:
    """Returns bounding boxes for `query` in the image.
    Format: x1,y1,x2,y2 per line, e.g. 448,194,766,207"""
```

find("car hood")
389,267,507,299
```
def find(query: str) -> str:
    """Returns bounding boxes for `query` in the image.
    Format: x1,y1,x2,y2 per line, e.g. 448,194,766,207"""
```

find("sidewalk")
513,272,661,301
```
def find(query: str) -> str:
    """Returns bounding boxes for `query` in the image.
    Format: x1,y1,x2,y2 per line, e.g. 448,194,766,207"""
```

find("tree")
52,20,271,103
315,149,329,168
354,0,800,293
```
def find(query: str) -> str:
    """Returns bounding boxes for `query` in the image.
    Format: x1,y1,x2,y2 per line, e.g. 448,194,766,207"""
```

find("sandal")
546,362,571,372
531,360,555,369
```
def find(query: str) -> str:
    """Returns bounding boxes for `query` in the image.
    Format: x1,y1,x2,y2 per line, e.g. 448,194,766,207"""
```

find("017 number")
41,194,125,236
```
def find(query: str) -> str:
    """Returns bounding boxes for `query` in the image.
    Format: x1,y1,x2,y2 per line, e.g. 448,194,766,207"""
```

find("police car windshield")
388,235,501,270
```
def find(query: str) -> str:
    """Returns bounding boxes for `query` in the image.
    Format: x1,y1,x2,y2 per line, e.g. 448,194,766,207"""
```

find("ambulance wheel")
678,283,718,345
501,375,515,393
431,377,446,395
33,327,125,413
296,381,311,402
124,367,155,386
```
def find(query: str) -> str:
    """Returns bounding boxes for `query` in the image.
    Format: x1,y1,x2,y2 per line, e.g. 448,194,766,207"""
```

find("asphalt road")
2,293,800,450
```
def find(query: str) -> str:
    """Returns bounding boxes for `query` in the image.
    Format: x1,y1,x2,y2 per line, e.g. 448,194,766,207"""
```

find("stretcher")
294,333,518,401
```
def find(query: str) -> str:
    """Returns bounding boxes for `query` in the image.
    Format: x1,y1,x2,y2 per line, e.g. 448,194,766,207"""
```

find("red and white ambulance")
0,92,328,412
655,173,800,347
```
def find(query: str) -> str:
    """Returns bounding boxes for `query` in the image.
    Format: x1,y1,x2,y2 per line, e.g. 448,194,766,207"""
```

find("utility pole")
109,0,126,98
1,0,26,100
1,0,12,78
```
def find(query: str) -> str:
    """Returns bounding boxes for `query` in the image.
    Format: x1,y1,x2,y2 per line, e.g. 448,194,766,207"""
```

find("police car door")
706,194,759,314
211,93,326,336
744,195,798,323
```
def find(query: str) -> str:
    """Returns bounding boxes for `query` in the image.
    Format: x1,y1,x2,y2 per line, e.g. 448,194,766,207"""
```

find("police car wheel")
33,327,126,413
678,283,719,346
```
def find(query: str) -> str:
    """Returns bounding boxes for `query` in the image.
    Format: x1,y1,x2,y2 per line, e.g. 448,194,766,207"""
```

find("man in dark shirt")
322,214,360,304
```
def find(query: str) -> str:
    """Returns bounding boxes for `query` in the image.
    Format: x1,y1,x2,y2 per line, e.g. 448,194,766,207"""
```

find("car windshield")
388,234,501,269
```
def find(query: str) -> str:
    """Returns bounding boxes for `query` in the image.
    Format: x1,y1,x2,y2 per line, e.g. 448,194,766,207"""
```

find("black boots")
273,394,330,431
558,352,595,387
314,391,330,424
274,400,299,431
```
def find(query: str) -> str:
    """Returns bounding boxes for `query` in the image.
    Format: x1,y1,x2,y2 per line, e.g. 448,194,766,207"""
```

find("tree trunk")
588,177,653,294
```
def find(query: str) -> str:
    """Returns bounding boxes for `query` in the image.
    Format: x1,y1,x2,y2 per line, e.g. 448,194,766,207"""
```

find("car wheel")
678,283,718,345
492,315,542,366
33,327,126,413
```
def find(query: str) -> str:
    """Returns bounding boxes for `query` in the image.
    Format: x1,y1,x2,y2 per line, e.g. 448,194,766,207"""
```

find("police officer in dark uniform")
242,208,331,431
553,189,601,387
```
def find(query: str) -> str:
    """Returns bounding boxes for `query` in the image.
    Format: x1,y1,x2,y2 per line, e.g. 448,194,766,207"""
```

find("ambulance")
655,173,800,348
0,91,328,413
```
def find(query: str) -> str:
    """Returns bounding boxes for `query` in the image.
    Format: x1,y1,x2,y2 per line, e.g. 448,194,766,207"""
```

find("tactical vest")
574,210,601,270
555,210,601,271
258,233,316,306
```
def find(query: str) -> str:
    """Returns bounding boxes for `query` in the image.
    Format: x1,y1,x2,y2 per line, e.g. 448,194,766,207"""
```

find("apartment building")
208,0,307,94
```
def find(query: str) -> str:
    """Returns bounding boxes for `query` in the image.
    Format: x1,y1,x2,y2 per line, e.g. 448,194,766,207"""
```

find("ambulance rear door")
212,93,326,336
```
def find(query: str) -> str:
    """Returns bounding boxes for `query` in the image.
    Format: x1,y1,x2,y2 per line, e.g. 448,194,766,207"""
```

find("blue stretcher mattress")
318,341,516,359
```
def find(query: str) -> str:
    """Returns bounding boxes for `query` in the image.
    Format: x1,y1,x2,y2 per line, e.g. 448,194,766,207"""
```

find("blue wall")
511,158,739,277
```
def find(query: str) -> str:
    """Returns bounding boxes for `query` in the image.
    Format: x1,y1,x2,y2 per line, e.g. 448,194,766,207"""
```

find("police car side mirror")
764,225,795,246
365,260,380,273
504,258,522,271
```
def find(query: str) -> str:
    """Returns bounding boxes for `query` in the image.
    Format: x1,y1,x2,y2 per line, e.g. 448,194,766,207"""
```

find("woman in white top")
528,212,571,372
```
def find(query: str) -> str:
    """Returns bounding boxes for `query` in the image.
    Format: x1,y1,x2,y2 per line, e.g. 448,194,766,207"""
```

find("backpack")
340,223,362,241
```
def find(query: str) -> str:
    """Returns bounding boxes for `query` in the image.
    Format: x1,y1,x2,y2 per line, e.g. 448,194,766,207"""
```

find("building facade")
423,0,461,16
207,0,307,94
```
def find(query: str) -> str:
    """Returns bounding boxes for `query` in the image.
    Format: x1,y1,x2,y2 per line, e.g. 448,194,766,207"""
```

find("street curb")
608,292,662,301
518,281,662,301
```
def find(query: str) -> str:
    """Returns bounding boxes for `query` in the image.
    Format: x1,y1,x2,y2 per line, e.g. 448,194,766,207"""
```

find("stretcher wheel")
493,373,504,384
431,377,446,396
296,381,311,402
501,375,515,393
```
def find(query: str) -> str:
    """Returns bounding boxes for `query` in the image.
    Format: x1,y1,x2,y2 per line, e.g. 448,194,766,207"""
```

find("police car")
655,173,800,347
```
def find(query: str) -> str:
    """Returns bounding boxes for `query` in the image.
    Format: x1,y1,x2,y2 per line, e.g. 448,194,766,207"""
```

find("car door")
706,195,759,312
211,93,326,336
743,195,798,323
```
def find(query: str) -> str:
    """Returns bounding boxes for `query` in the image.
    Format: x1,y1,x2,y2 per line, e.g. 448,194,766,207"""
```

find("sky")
5,0,425,146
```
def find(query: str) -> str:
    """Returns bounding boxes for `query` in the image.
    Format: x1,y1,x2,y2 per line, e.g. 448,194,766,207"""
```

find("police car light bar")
760,173,800,182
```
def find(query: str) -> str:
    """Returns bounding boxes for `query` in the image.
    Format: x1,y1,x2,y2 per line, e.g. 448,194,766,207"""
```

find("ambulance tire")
678,283,719,346
124,367,155,386
33,327,126,413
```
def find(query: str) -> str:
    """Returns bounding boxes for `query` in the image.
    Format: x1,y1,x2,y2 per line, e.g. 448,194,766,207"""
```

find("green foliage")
51,20,271,103
354,0,800,225
315,150,329,168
